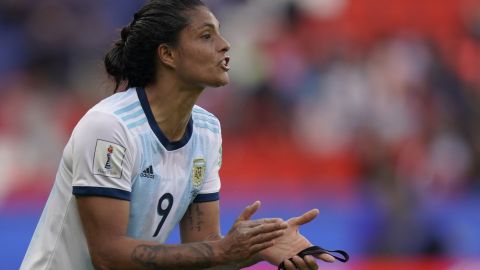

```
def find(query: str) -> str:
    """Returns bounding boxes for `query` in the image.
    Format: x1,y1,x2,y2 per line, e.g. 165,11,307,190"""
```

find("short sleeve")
193,131,222,203
71,111,137,201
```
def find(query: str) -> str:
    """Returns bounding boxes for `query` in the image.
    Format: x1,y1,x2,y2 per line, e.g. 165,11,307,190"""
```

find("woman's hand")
218,201,288,263
260,209,335,269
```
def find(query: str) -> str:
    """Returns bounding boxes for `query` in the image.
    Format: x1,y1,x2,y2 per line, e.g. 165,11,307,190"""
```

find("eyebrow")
198,22,220,30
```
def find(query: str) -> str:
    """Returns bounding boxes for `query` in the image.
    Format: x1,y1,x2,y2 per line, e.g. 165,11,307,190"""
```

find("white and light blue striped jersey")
21,87,222,270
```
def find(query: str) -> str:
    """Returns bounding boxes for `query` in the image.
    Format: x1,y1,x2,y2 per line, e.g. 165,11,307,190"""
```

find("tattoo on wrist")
206,232,222,241
131,243,216,269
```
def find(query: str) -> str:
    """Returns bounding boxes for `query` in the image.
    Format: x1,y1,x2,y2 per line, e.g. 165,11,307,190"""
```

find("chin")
207,76,230,87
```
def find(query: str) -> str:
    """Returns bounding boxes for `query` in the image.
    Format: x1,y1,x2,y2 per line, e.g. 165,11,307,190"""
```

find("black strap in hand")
278,246,349,269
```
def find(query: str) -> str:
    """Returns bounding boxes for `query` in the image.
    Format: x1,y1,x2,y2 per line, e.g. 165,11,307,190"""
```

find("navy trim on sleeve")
193,192,220,203
72,186,131,201
136,87,193,151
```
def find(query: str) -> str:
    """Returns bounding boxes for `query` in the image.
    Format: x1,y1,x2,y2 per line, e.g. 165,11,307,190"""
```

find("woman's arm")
180,201,221,243
77,197,286,270
180,201,263,269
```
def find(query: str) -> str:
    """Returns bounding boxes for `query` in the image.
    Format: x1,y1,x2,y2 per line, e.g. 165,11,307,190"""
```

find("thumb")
289,209,319,226
236,201,261,221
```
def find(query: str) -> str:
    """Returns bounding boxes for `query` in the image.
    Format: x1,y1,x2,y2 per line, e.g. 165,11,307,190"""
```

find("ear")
157,44,176,69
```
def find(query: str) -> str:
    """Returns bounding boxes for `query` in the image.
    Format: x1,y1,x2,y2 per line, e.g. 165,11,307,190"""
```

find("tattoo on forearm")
185,206,194,231
131,243,216,270
194,204,204,232
185,204,206,232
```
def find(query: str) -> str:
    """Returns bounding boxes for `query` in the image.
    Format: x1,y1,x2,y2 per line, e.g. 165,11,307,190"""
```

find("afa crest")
192,158,206,189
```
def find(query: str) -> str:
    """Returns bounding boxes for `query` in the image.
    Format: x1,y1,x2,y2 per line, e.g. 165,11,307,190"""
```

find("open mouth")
221,56,230,71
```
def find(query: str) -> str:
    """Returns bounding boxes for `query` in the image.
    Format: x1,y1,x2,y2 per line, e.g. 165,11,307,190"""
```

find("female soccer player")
21,0,334,269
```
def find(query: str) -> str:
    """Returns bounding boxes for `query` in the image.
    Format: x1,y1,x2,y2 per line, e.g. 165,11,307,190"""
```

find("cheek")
179,50,202,69
183,46,212,67
180,51,216,78
175,44,228,86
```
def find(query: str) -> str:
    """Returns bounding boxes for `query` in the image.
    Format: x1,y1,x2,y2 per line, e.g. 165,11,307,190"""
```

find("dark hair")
104,0,206,91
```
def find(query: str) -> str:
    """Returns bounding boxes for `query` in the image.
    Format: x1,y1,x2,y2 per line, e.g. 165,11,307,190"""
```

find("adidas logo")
140,165,155,179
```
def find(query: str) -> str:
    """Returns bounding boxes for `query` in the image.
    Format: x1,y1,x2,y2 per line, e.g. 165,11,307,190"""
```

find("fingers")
293,255,319,270
247,221,288,237
291,256,309,270
315,253,335,263
236,201,261,221
249,240,275,254
283,259,296,270
247,218,286,228
289,209,319,226
284,255,319,270
249,229,284,245
304,255,320,269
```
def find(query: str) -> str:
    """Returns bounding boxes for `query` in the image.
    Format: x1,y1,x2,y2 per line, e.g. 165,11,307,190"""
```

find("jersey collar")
136,87,193,151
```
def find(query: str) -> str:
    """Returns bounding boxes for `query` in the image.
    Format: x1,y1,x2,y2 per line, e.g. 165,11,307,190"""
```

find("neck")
145,79,203,142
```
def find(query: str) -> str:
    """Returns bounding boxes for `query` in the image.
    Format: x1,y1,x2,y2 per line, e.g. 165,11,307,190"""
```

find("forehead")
185,6,220,31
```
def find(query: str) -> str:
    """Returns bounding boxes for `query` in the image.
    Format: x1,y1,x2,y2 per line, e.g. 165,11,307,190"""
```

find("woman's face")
173,6,231,88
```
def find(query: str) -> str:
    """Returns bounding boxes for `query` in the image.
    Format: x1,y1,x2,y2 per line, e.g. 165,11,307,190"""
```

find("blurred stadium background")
1,0,480,269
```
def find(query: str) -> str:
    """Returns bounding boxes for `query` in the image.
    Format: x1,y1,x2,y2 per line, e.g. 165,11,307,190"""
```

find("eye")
201,33,212,40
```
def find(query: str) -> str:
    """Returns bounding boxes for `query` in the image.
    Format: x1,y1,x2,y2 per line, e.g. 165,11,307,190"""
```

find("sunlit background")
2,0,480,269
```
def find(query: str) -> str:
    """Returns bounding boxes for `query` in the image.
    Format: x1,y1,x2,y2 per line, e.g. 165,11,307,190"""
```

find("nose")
219,35,231,52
